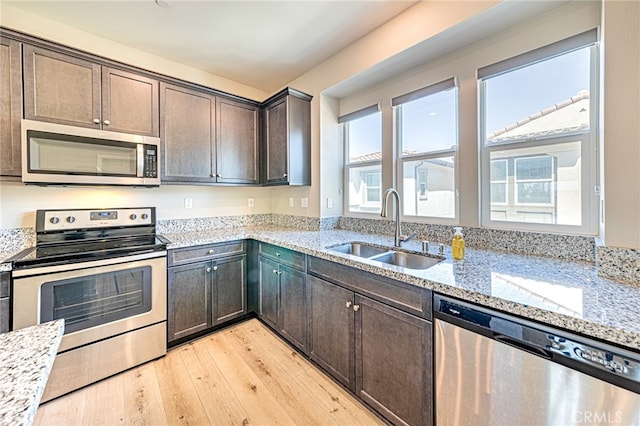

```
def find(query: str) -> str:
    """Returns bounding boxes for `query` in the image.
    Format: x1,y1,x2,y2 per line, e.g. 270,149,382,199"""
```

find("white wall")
601,0,640,249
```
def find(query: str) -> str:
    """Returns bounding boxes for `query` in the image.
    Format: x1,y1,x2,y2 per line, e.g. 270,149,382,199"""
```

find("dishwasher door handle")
494,334,553,359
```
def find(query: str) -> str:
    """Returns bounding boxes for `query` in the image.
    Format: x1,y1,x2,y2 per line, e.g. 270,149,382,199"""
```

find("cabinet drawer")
308,256,432,320
259,243,305,270
169,240,245,266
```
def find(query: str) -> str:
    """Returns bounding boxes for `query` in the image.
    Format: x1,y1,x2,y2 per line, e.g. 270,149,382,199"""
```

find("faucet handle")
421,241,430,254
402,232,417,243
438,244,445,256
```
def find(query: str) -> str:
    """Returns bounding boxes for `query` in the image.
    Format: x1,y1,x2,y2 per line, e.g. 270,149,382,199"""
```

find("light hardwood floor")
34,319,384,425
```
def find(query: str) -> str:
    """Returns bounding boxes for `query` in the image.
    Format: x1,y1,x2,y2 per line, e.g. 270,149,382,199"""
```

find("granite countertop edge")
161,226,640,352
0,319,64,426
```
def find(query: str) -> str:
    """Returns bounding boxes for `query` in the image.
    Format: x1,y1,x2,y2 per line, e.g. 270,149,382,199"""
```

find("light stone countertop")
0,319,64,426
163,226,640,352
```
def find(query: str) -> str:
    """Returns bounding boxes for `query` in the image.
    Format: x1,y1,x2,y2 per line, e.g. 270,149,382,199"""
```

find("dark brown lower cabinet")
168,254,246,343
258,255,307,352
308,275,432,426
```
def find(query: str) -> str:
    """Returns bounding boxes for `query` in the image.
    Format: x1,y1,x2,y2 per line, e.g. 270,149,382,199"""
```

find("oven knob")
49,217,60,224
130,214,137,220
66,216,76,223
141,213,149,220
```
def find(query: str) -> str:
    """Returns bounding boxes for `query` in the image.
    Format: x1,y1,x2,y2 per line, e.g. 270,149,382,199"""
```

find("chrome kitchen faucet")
381,188,416,248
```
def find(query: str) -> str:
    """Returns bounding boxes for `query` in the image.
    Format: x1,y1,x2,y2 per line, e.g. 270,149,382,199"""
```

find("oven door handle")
12,250,167,277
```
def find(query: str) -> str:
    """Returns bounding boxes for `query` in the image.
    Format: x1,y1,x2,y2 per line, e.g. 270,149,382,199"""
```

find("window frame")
340,105,383,217
394,80,459,224
479,36,599,235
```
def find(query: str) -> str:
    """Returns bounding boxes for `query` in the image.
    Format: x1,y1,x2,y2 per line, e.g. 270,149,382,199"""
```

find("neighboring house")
486,91,589,224
348,151,455,217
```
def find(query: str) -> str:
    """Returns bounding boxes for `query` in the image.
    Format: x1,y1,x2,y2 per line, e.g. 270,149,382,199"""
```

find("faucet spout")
381,188,415,248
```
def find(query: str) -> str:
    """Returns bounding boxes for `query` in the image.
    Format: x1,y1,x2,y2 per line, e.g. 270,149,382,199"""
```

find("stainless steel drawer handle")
346,301,352,308
353,304,360,312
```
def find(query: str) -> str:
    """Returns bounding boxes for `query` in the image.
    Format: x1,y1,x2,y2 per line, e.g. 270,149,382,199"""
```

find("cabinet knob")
206,267,212,273
353,304,360,312
215,173,221,178
283,173,288,178
103,120,110,126
275,252,281,257
213,265,218,271
93,118,100,124
208,249,214,254
345,301,352,308
273,269,278,274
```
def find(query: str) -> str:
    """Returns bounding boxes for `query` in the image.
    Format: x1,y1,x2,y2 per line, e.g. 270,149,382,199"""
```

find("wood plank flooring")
34,319,384,426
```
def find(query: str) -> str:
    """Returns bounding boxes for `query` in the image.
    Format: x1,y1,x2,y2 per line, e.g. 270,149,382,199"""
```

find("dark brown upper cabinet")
160,82,261,185
160,82,217,184
0,36,22,178
216,97,259,184
23,45,159,137
262,88,312,186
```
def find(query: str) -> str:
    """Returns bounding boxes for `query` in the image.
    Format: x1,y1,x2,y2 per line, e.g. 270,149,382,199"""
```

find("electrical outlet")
184,197,193,209
301,197,308,208
248,198,254,207
327,197,333,209
289,197,294,207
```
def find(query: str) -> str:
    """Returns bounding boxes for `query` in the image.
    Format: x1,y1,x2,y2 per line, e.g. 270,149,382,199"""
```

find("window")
393,78,458,220
479,29,598,232
340,105,382,214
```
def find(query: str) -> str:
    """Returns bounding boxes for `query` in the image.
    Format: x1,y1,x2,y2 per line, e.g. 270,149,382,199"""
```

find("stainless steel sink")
327,242,389,258
370,251,443,269
327,241,443,270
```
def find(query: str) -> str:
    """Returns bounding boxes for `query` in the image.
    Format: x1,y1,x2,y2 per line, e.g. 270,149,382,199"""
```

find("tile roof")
486,91,590,143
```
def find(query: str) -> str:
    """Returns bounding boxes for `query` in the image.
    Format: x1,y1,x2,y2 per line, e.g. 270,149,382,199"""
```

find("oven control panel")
40,208,154,231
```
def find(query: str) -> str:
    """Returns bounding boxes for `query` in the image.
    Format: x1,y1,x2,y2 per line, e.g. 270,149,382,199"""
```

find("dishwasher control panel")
547,334,639,381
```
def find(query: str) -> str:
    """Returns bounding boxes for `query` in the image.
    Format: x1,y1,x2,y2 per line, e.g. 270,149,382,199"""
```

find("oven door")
12,251,166,352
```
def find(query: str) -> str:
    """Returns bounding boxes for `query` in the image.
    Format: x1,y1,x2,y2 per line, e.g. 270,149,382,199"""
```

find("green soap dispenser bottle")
452,227,465,260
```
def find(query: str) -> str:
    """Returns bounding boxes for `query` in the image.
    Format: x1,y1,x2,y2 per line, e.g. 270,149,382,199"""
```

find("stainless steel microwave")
21,120,160,187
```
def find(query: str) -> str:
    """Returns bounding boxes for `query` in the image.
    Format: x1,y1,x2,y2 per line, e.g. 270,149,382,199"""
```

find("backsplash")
0,227,35,255
157,214,274,234
597,246,640,284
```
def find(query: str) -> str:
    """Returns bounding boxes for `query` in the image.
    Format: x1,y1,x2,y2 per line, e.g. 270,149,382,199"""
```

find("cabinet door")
216,97,259,184
0,272,10,333
355,295,432,426
258,256,279,329
279,265,307,353
23,45,101,128
307,275,355,390
160,82,216,183
212,255,246,325
102,67,159,137
0,37,22,177
167,262,211,342
264,97,288,184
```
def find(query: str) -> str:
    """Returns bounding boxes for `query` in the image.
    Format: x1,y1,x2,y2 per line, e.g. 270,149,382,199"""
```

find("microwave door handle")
136,144,144,177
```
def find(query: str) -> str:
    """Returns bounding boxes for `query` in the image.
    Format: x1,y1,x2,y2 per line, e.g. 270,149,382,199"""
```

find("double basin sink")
327,241,444,270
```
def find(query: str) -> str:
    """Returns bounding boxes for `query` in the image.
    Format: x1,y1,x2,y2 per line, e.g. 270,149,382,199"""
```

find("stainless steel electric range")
11,207,168,402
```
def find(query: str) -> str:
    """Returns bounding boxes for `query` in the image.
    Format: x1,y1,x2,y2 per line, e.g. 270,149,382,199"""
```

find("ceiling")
4,0,418,92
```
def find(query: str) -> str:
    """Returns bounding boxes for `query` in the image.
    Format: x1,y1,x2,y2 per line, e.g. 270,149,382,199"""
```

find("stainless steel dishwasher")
434,295,640,426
